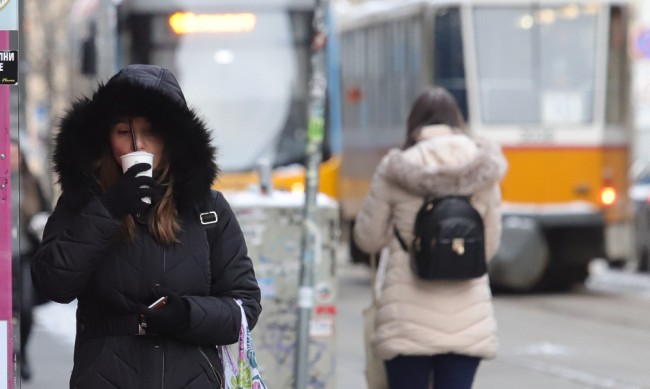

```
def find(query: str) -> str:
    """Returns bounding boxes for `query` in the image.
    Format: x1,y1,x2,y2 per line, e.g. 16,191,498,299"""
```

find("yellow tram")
336,0,633,290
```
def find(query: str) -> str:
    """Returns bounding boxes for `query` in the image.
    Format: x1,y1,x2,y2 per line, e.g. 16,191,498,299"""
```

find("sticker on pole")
0,51,17,85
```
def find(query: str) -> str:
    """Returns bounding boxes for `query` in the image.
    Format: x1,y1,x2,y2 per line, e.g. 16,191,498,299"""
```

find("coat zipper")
199,347,222,388
163,248,167,274
161,346,165,389
161,249,167,388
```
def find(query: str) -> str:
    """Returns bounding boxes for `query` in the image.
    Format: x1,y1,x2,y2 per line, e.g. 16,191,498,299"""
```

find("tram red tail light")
599,186,617,206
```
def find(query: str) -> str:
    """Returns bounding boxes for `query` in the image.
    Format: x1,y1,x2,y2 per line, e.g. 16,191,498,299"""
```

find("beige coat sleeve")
474,183,502,262
353,169,393,255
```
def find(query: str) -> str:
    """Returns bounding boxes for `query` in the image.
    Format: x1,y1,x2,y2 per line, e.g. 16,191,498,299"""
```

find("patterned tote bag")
220,300,268,389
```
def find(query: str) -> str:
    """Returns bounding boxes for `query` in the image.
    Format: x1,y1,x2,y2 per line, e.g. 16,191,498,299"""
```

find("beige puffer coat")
353,125,508,360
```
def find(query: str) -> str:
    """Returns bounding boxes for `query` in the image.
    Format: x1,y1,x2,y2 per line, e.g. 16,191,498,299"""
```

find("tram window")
367,26,380,133
606,6,628,125
391,20,408,128
474,8,538,123
376,25,389,129
433,7,467,121
341,30,364,140
474,6,597,124
539,7,597,124
344,28,368,140
407,20,422,113
81,21,97,76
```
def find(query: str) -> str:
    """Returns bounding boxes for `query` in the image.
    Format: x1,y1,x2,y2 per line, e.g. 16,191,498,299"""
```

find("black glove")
100,163,156,217
149,184,168,207
141,288,190,335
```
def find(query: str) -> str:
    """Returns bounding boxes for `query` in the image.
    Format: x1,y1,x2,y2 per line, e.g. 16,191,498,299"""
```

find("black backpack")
394,196,487,280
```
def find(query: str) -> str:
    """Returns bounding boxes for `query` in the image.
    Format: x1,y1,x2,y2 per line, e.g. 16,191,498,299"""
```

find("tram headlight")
291,182,305,193
600,186,617,206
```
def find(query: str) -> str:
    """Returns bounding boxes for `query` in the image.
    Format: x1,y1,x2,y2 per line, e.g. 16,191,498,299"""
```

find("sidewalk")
20,320,73,388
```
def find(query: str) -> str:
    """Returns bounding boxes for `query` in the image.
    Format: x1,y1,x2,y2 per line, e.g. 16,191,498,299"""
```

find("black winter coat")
31,65,261,389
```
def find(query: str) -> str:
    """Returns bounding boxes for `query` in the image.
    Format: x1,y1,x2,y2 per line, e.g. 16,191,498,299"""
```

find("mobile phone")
148,296,168,310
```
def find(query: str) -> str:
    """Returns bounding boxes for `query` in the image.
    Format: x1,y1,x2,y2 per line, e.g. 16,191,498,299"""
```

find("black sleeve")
30,193,122,303
179,191,262,345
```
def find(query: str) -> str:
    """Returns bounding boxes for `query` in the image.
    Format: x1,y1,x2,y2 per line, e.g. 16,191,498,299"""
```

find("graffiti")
231,198,340,388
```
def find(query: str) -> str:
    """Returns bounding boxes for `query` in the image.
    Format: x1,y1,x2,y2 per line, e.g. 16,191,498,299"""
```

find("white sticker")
309,318,334,338
298,287,314,308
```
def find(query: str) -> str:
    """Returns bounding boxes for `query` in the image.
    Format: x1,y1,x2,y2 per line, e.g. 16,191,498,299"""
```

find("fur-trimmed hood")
378,125,507,196
54,64,218,210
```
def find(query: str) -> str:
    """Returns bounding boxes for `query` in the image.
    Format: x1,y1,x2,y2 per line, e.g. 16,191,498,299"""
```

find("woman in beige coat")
353,87,507,388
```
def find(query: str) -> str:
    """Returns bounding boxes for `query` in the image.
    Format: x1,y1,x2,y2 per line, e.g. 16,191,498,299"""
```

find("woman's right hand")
100,163,156,217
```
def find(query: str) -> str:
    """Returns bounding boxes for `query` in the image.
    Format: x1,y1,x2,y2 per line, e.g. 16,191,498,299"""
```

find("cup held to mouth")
120,151,154,204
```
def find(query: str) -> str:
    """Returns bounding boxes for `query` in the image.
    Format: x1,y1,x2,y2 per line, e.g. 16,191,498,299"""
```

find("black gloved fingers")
150,185,167,205
142,287,190,335
100,163,155,217
133,175,156,187
124,162,152,177
152,287,180,301
136,185,155,198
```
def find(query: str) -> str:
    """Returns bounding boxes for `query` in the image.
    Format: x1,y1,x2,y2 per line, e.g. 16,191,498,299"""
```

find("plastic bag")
219,300,267,389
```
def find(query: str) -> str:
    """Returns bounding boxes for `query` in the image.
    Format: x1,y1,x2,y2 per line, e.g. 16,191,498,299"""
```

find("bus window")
473,6,597,125
433,7,467,121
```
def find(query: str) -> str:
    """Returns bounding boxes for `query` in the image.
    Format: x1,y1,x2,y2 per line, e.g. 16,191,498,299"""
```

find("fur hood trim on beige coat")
379,126,507,197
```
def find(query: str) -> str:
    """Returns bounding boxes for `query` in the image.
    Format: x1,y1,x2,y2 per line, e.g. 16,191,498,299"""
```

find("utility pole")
294,0,330,387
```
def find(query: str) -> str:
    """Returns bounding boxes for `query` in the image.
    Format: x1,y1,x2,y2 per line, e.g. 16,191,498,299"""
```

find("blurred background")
6,0,650,388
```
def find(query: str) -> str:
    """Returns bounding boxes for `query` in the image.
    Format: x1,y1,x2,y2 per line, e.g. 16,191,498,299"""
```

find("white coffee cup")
120,151,154,204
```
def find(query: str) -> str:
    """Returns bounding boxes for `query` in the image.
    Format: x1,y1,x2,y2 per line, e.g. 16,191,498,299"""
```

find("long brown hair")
403,86,465,149
96,147,180,244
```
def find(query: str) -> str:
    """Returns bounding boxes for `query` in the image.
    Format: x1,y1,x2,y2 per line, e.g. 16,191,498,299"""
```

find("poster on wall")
0,50,16,85
0,0,18,31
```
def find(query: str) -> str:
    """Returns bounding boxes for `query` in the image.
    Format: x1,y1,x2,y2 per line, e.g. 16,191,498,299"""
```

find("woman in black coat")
31,64,262,389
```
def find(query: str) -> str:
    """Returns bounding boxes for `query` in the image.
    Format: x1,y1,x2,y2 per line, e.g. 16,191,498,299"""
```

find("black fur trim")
53,66,218,211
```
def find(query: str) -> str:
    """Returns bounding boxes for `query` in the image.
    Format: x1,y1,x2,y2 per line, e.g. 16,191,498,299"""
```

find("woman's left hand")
141,288,190,335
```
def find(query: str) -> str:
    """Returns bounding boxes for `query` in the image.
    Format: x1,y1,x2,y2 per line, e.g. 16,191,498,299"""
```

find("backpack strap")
393,195,434,252
393,226,408,252
198,190,220,251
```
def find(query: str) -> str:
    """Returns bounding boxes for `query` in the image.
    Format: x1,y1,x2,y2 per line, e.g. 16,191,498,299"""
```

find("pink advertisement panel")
0,29,13,389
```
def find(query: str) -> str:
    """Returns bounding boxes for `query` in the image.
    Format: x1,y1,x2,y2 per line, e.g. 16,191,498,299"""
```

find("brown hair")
403,86,465,149
96,146,180,244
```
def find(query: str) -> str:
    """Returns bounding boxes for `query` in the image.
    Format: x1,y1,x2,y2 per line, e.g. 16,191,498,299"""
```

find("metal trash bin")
227,190,340,389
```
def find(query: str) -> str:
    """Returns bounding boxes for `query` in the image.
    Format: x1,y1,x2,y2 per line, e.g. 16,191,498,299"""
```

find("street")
19,259,650,389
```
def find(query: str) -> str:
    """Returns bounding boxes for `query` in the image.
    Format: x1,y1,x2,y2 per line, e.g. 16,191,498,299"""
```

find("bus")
68,0,342,199
335,0,633,291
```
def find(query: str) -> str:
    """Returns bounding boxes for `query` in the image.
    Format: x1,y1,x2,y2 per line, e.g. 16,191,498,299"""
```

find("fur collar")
53,65,218,210
379,132,507,197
